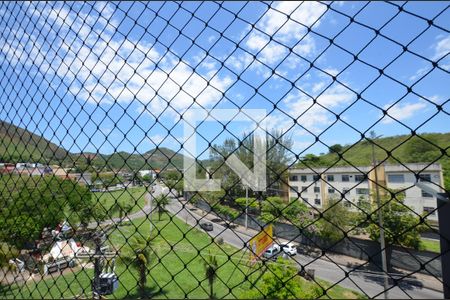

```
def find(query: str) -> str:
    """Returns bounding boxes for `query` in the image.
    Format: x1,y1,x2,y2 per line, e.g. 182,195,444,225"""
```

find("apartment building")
288,163,444,221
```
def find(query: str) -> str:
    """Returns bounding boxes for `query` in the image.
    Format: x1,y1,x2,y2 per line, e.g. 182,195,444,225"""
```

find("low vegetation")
92,186,147,220
1,214,364,299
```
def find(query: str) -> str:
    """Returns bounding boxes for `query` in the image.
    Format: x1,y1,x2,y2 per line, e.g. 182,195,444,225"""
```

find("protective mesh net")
0,1,449,299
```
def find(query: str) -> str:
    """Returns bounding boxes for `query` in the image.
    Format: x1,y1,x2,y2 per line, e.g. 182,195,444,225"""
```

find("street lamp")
370,132,389,299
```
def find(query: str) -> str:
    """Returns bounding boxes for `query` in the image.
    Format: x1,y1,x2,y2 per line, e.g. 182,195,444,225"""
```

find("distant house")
0,163,16,174
13,163,53,176
52,165,69,179
138,170,155,178
67,173,92,186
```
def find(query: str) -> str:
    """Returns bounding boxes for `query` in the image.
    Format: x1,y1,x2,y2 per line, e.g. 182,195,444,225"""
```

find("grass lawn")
419,239,440,253
1,214,364,299
93,186,147,218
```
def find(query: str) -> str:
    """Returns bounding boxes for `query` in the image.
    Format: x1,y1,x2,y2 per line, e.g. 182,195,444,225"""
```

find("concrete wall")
192,199,442,277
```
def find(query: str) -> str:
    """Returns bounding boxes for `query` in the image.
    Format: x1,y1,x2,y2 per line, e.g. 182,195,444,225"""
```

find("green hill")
0,121,187,171
2,120,449,187
88,148,187,171
0,120,68,163
297,133,450,190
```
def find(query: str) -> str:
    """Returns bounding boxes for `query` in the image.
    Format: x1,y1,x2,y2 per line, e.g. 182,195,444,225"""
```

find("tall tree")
154,195,170,221
317,198,352,244
367,191,426,251
124,235,154,298
203,251,218,300
0,174,94,248
260,197,310,228
208,130,294,199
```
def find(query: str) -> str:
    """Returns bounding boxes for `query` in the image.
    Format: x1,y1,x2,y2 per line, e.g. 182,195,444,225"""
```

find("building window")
301,175,307,182
418,174,431,182
313,175,321,181
301,186,308,193
356,188,369,195
328,188,335,194
423,206,436,215
355,174,367,182
327,175,334,182
388,174,405,183
342,175,350,182
290,186,299,194
290,175,298,181
344,201,352,208
314,186,320,193
342,188,350,195
421,190,433,198
314,198,321,205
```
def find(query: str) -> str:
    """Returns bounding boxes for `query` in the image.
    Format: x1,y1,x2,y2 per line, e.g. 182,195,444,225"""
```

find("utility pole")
370,132,389,299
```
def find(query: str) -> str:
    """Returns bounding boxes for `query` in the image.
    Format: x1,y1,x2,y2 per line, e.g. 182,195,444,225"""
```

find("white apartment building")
288,163,444,221
138,169,157,179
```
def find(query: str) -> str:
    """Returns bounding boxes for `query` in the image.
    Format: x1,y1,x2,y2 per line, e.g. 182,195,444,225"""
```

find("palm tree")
124,235,154,298
154,195,169,221
123,202,134,218
110,201,125,221
203,251,219,299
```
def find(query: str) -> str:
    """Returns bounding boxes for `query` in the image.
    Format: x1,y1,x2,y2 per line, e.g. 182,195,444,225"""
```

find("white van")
280,242,297,256
263,244,281,259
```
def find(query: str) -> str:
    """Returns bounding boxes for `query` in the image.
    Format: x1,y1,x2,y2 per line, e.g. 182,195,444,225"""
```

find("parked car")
280,242,297,256
263,244,281,259
200,222,213,231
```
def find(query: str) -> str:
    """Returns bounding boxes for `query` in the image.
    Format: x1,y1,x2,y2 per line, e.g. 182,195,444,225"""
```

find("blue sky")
0,1,449,159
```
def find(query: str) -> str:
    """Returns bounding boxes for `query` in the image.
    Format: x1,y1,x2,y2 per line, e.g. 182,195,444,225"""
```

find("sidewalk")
181,199,444,293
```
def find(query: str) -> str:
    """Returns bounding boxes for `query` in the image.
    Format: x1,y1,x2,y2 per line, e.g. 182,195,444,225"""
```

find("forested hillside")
297,133,450,190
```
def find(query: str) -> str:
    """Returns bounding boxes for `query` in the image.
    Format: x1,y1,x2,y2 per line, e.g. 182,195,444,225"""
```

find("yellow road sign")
248,224,273,263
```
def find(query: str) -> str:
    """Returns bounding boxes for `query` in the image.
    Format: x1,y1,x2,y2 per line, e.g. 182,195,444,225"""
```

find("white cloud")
257,1,327,40
409,66,429,81
225,53,253,72
149,134,164,145
323,68,339,77
246,34,289,65
433,35,450,60
1,3,233,121
312,82,326,93
271,83,355,136
381,101,427,124
239,1,326,72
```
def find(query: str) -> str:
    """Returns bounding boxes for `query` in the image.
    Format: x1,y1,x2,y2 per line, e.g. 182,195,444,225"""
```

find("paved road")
149,186,443,299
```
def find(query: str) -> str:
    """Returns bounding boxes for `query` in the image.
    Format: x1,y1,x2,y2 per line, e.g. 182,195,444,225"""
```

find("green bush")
234,197,258,208
214,204,239,220
317,199,350,245
242,258,322,299
0,243,19,267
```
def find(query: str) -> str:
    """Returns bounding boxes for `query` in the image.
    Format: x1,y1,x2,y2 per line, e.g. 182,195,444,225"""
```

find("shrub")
214,204,239,220
234,197,258,208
